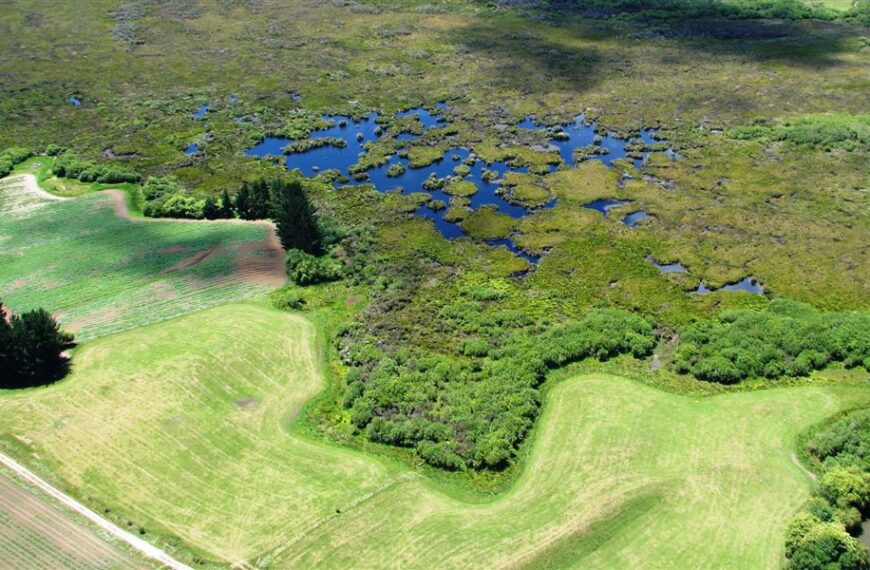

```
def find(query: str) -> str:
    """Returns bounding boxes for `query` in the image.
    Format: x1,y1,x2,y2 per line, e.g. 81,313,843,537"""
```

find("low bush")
142,176,206,219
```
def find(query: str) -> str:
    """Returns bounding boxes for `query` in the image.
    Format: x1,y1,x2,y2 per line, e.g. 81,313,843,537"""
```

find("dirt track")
0,452,192,569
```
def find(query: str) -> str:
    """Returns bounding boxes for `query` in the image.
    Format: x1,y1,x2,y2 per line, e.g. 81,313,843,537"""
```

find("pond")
584,198,629,216
645,256,687,274
692,276,765,295
193,103,210,119
245,108,676,265
623,211,653,228
516,114,668,169
67,97,82,106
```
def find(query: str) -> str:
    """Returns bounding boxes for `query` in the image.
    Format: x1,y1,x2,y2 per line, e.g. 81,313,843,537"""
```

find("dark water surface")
245,109,676,263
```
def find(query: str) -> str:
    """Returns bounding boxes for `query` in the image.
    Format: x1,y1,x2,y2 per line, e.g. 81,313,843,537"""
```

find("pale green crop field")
0,175,284,341
1,302,867,569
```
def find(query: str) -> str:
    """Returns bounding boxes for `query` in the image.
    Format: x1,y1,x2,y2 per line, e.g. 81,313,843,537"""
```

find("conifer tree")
203,195,219,220
0,300,11,383
234,184,252,219
270,179,321,254
220,189,234,218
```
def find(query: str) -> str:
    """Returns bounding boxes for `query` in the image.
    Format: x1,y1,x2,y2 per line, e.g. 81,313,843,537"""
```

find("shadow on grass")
453,0,858,79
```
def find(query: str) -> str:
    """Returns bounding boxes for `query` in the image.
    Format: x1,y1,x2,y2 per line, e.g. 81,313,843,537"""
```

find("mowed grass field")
0,471,142,569
0,174,285,341
1,302,868,569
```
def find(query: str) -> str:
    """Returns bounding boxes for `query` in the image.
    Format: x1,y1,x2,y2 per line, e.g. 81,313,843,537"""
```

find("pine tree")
220,189,234,218
0,300,12,386
203,195,219,220
250,178,271,219
270,179,321,254
235,184,252,219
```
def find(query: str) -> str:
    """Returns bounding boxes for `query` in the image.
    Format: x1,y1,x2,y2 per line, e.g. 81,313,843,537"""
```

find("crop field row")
0,175,285,340
1,303,868,568
0,470,141,569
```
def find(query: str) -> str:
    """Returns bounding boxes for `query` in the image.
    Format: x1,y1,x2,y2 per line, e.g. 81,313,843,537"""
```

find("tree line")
0,299,74,389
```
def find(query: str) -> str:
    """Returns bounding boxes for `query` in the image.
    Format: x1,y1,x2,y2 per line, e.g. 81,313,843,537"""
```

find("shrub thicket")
345,308,655,470
785,410,870,569
285,249,344,285
673,300,870,384
52,151,140,184
0,147,33,178
0,299,74,389
142,176,206,219
534,0,841,21
729,114,870,152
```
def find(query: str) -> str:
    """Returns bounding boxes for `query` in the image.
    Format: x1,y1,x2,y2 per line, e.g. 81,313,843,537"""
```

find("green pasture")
1,302,868,568
0,175,282,340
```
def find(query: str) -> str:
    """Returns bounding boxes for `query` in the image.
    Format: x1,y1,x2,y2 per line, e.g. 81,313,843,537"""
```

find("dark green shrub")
285,249,344,286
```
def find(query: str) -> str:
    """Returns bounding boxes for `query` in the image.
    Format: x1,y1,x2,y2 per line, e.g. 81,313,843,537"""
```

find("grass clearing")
1,302,868,568
0,174,284,340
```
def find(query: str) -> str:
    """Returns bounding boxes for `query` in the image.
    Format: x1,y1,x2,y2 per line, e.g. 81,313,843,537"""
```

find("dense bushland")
529,0,865,23
0,299,73,389
52,151,140,184
785,411,870,569
729,114,870,152
0,147,32,178
344,308,655,470
673,300,870,384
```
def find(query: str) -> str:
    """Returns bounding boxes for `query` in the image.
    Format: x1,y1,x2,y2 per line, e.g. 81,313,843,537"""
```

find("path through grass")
1,302,868,568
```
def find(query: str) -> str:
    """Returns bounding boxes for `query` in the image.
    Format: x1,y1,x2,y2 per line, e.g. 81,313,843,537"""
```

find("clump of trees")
344,308,655,470
785,410,870,569
52,151,140,184
673,300,870,384
0,147,32,178
0,299,74,389
142,176,206,219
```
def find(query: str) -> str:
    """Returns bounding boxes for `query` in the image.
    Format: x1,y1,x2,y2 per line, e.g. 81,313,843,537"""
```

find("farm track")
0,454,177,569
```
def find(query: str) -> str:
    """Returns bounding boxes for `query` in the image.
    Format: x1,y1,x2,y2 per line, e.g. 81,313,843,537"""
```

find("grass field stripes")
2,305,868,568
0,176,285,341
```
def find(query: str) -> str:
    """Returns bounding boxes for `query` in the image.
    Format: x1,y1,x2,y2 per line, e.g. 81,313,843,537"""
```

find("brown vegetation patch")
160,247,225,274
235,397,259,409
